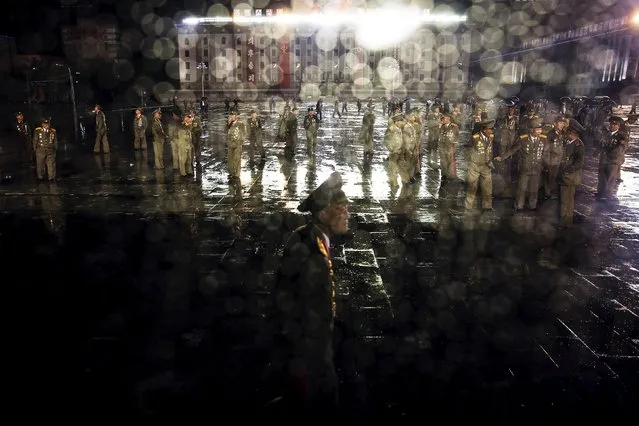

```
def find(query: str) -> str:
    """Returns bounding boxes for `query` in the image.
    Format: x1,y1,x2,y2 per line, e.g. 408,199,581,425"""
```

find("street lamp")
196,61,208,98
632,11,639,26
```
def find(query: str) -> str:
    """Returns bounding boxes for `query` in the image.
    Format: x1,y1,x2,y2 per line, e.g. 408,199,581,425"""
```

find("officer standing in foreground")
32,119,57,182
272,171,349,419
151,109,167,169
558,119,586,227
464,119,495,211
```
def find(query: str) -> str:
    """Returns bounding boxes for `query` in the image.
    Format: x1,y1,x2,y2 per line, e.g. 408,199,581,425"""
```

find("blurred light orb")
153,37,176,60
300,83,321,100
479,49,503,73
377,57,400,81
165,58,180,80
355,7,421,50
315,28,338,52
475,76,499,100
400,42,422,65
153,81,174,100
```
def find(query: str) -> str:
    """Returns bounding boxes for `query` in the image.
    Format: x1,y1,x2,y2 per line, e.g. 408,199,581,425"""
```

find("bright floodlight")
632,12,639,25
181,8,466,27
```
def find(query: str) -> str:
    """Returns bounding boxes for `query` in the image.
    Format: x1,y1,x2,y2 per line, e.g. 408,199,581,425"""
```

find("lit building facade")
175,8,471,100
500,13,638,99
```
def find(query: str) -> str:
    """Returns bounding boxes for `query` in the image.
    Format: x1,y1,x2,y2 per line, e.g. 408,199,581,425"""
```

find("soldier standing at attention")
176,113,194,177
226,109,245,180
32,119,57,182
303,107,320,156
92,104,110,154
247,109,265,162
596,116,627,201
133,108,148,150
438,113,459,180
465,120,495,211
543,116,567,200
15,112,33,165
151,109,167,169
189,109,203,165
495,118,547,212
359,103,375,162
558,119,586,227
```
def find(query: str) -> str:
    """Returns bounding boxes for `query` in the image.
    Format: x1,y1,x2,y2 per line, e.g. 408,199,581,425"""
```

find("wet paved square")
2,103,637,420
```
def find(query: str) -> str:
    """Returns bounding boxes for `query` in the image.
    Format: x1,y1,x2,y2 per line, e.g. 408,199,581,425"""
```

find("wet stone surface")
2,102,638,421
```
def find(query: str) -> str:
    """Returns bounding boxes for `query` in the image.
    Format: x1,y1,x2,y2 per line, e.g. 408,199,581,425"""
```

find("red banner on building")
279,34,290,89
247,35,255,84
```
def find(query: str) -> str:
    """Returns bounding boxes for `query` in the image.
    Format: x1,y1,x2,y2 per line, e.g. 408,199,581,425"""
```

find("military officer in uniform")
132,108,148,150
438,113,459,180
495,118,547,212
226,109,245,180
596,116,627,201
92,104,110,154
543,116,567,199
15,112,33,164
247,109,265,161
189,109,203,164
558,119,586,227
496,106,518,190
32,119,57,182
175,113,194,177
359,103,375,161
425,105,441,168
303,107,320,155
272,171,349,418
151,109,167,169
465,120,495,211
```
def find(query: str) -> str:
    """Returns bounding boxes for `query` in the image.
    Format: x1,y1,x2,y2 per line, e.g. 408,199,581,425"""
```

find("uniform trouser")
133,132,146,149
19,136,33,163
228,145,242,178
285,138,296,158
170,141,179,169
306,133,316,154
152,139,164,169
192,132,202,163
36,148,56,180
93,131,110,153
412,145,421,175
597,163,620,198
178,144,192,176
465,163,493,209
388,153,409,186
515,172,541,209
544,164,560,197
363,140,373,157
559,185,576,226
249,134,265,157
426,135,438,166
438,145,456,178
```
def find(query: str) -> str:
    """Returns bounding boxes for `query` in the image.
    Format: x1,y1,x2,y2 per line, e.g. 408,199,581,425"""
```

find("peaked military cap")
609,116,624,126
298,172,348,214
152,108,161,115
41,118,50,124
391,112,405,121
530,118,543,128
566,118,586,134
15,111,23,116
478,119,495,129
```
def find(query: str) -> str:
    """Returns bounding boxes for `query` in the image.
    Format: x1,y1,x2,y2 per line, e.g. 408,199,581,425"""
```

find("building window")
185,50,190,57
295,49,300,56
222,36,226,44
186,74,191,81
457,73,463,82
186,62,190,69
238,73,243,79
204,74,209,81
237,38,242,45
185,38,190,46
203,37,208,43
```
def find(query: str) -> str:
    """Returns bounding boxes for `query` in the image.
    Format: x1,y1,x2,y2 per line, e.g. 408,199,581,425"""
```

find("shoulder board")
35,127,42,130
520,134,528,138
472,134,480,139
488,134,494,140
575,139,584,146
539,134,547,139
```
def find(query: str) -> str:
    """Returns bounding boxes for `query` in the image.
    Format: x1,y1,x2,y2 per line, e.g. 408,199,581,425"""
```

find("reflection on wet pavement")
2,103,637,421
